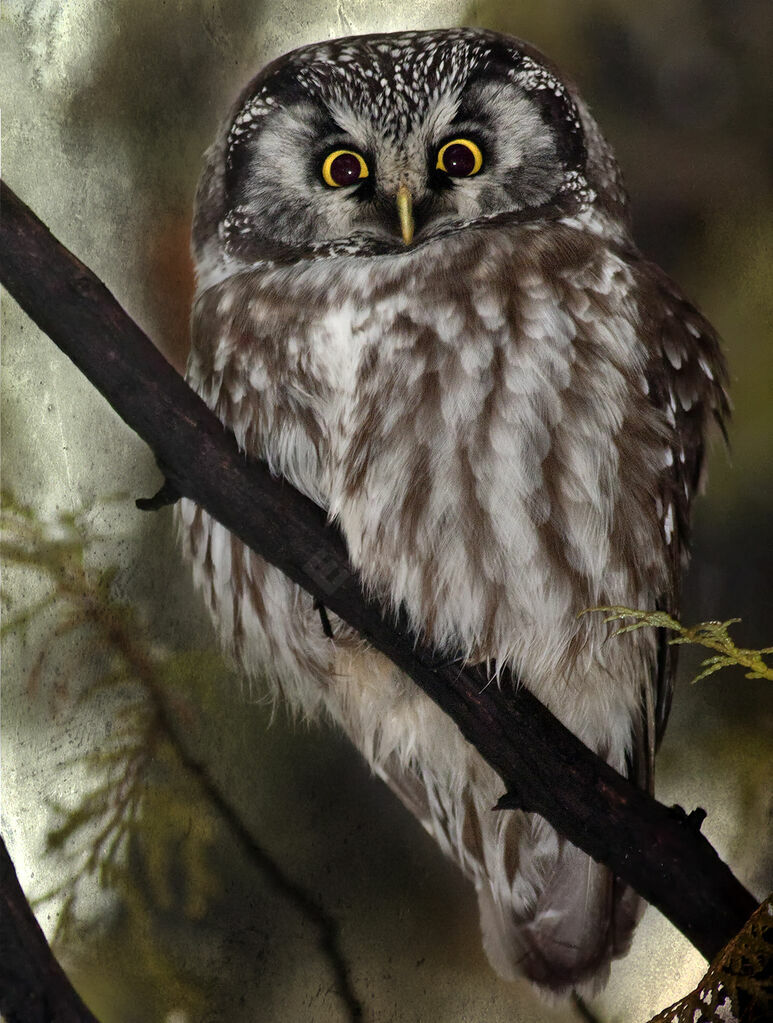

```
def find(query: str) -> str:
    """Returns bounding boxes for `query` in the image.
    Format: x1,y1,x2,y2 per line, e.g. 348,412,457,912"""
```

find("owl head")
193,28,628,287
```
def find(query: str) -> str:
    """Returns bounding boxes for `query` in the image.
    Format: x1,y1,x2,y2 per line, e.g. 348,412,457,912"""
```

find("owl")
178,28,728,994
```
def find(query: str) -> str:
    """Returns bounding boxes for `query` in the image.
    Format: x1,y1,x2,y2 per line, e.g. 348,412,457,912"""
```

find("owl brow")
445,110,496,147
448,100,489,126
447,66,521,129
314,123,359,150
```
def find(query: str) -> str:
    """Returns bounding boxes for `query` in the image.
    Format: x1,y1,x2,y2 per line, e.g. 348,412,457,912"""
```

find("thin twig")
164,719,363,1021
90,584,364,1020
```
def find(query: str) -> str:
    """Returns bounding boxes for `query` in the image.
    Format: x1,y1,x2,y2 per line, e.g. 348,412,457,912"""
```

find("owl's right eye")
321,149,369,187
436,138,483,177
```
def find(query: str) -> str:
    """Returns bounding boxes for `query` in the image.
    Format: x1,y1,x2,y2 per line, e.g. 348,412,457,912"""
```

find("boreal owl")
178,27,728,993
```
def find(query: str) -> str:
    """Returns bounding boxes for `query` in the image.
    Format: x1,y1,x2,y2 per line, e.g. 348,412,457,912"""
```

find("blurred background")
1,1,771,1021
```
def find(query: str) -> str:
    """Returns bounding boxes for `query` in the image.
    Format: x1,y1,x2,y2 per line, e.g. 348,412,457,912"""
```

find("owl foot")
313,598,336,639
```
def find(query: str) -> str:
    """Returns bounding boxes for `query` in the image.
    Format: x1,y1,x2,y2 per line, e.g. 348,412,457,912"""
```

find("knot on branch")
494,790,533,814
687,807,708,832
669,804,708,833
136,477,181,511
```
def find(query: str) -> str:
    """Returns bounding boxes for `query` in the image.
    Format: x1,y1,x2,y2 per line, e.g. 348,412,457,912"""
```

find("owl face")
198,29,595,271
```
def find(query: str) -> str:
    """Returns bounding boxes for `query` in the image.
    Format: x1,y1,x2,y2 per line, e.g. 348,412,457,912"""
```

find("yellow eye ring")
321,149,369,187
436,138,483,177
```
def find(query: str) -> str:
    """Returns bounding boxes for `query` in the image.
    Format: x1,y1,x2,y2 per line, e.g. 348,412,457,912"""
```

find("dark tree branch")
0,835,100,1023
0,180,761,979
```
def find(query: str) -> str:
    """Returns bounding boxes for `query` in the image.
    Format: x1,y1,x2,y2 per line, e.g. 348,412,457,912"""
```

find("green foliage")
0,490,228,1014
585,606,773,683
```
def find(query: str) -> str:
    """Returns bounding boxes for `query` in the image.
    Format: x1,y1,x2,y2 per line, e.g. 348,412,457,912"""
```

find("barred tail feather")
377,753,642,994
476,837,643,993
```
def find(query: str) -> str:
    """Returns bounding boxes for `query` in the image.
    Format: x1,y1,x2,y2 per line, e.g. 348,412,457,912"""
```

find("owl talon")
313,598,335,639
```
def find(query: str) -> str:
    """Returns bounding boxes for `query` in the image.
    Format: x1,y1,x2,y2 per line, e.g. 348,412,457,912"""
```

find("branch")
0,834,100,1023
0,179,760,971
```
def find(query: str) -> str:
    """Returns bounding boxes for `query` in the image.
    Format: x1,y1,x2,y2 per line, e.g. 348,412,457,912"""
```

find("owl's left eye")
436,138,483,177
321,149,370,187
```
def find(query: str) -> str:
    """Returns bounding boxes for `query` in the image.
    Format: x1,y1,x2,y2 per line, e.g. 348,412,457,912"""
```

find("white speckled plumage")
177,27,728,994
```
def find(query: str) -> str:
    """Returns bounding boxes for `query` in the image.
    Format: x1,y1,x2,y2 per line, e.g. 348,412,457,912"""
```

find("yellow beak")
396,184,414,246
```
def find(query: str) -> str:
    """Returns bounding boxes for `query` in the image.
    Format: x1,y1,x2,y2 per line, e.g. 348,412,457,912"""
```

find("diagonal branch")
0,179,760,972
0,835,100,1023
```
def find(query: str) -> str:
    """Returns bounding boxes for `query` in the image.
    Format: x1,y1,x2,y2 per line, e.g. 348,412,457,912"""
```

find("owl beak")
396,184,414,246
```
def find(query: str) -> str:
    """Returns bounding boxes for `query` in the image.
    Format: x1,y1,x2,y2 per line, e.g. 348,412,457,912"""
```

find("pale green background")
1,2,772,1021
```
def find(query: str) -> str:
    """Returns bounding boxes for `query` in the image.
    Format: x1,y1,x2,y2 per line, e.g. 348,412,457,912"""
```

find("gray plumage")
178,28,728,993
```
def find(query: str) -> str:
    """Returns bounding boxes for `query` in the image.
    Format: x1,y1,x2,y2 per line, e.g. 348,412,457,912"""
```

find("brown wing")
631,255,730,751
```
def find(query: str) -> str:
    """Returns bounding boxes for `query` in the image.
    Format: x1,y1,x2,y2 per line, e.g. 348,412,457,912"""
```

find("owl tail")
377,755,642,994
475,823,643,993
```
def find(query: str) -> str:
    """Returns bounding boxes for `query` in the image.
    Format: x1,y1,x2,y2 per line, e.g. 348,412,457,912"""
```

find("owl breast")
185,216,669,761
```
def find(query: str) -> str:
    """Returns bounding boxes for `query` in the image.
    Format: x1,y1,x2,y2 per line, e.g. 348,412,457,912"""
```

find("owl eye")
436,138,483,177
321,149,369,187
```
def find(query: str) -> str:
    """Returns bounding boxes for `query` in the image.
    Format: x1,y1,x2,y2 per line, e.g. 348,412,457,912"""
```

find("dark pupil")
443,143,475,176
330,152,362,185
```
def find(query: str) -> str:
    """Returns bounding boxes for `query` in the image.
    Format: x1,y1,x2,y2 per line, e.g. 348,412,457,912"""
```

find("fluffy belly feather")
180,236,665,770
